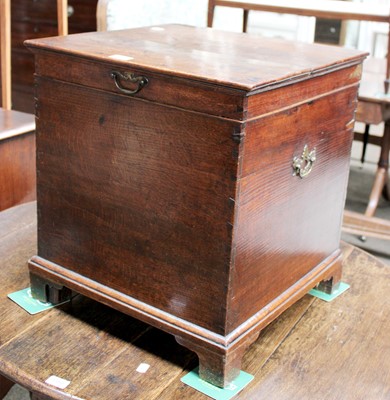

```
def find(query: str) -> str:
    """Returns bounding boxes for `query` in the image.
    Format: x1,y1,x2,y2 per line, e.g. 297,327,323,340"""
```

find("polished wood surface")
26,25,366,387
0,129,36,212
0,203,389,399
0,109,35,141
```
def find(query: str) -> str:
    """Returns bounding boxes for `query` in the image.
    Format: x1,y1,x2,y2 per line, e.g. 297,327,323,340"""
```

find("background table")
0,202,389,399
342,57,390,240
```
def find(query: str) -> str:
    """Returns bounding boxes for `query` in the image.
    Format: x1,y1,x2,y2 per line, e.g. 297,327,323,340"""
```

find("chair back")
57,0,69,36
1,0,11,110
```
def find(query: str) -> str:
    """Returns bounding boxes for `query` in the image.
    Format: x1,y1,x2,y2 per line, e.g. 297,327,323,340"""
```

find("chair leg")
382,177,390,201
57,0,68,36
365,168,387,217
364,120,390,217
207,0,216,27
1,0,12,110
243,9,249,32
361,124,370,164
0,374,14,398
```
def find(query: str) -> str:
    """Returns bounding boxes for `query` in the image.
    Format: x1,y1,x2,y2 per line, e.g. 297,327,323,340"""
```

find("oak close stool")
25,25,366,388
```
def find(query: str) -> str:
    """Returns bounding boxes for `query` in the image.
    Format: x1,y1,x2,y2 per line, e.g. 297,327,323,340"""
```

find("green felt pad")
8,287,69,314
181,367,253,400
309,282,350,302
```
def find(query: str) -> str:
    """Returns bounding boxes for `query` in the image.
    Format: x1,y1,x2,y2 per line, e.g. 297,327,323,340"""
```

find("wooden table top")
0,202,389,399
359,57,390,105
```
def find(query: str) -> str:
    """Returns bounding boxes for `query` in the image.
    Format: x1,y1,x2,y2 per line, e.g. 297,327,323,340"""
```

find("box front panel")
35,77,240,333
229,83,358,331
34,53,246,120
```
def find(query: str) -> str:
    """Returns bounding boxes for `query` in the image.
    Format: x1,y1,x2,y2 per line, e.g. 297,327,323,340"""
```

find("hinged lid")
25,24,367,93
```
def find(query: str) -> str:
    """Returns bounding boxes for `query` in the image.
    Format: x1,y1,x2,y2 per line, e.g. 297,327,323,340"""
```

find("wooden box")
25,25,366,387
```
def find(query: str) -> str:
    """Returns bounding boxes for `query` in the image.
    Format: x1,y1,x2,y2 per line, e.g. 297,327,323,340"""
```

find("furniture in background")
0,202,389,399
1,0,98,114
0,0,36,212
0,0,73,213
342,57,390,240
207,0,390,240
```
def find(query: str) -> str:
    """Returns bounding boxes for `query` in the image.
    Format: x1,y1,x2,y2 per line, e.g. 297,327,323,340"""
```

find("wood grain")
0,202,37,346
247,64,362,119
230,85,357,329
34,77,239,333
33,52,246,120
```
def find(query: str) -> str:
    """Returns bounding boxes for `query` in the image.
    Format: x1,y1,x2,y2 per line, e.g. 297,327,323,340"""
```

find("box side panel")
228,82,359,332
35,77,240,334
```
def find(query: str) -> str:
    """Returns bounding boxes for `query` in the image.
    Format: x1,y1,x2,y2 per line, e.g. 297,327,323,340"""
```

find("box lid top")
25,24,367,92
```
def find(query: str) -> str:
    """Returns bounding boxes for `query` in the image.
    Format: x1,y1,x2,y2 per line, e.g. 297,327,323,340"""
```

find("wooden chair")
97,0,110,31
0,0,68,212
208,0,390,241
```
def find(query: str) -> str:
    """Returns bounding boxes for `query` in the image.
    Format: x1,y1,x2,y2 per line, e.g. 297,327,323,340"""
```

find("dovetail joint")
232,129,245,144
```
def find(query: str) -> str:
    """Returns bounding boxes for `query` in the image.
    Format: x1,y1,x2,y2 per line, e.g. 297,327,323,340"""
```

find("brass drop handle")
110,71,149,95
292,145,316,179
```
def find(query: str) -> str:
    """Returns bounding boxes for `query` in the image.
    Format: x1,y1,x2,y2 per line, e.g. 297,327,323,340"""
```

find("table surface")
359,57,390,105
0,202,389,400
